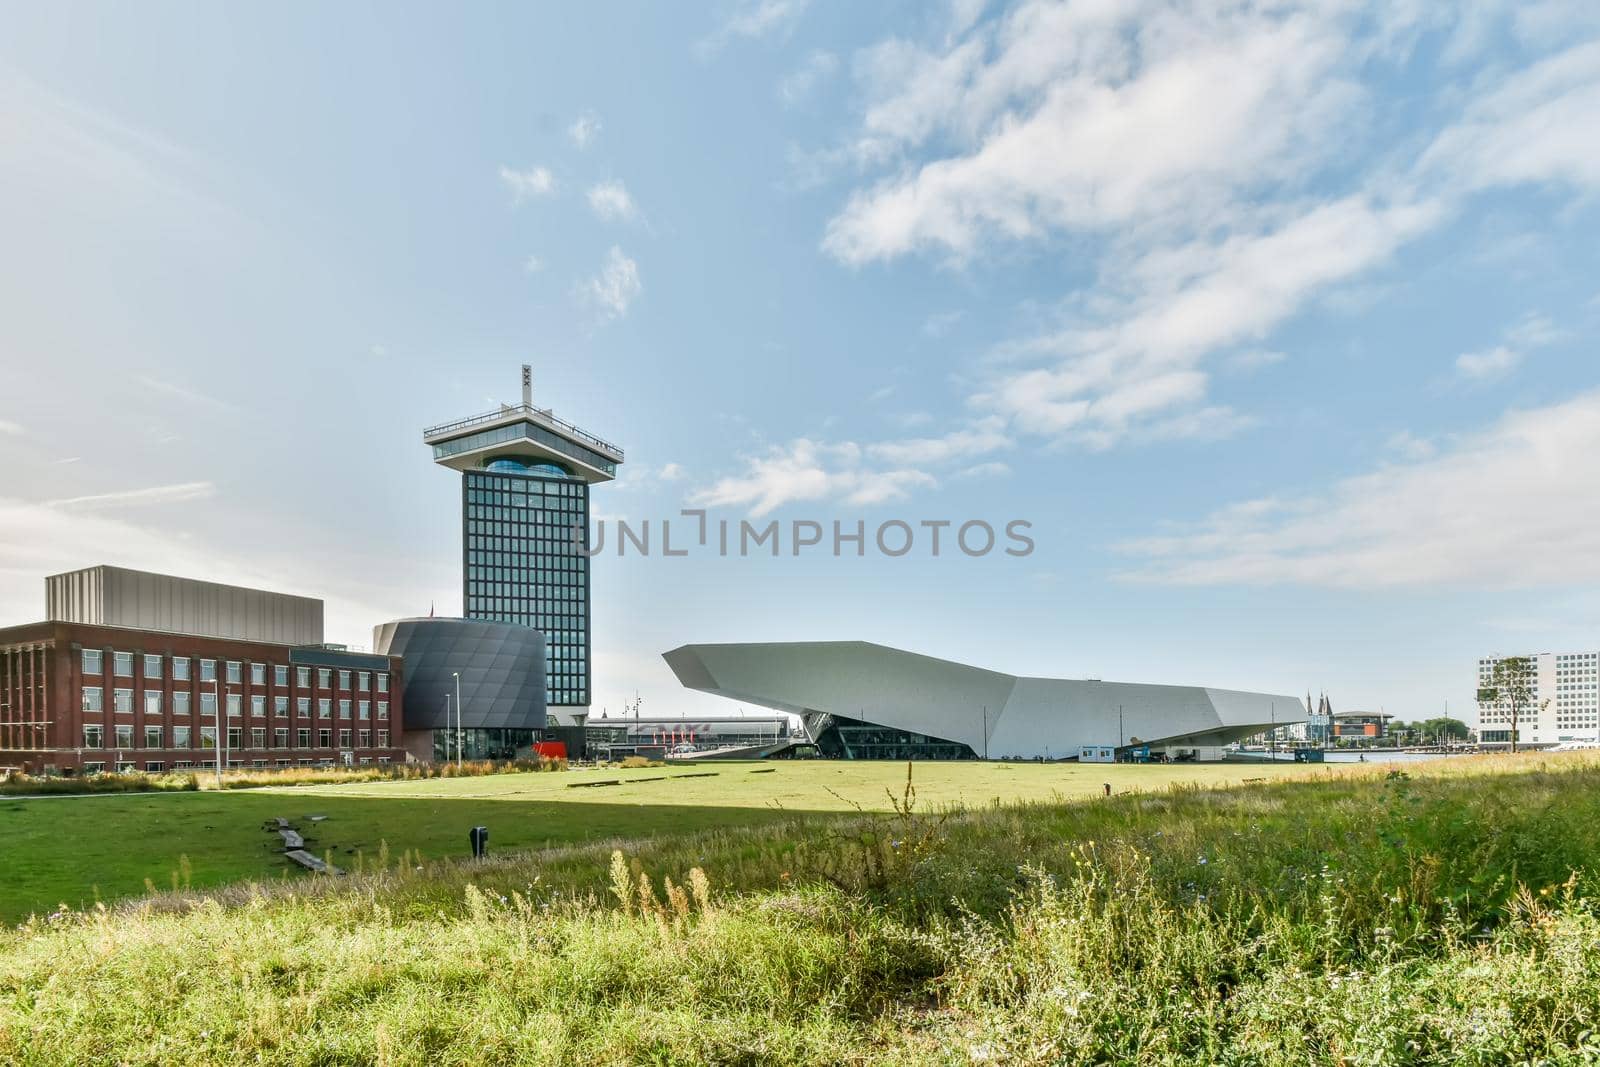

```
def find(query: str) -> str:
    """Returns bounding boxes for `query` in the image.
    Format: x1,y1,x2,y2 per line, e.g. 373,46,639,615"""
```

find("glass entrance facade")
813,713,976,760
462,468,589,706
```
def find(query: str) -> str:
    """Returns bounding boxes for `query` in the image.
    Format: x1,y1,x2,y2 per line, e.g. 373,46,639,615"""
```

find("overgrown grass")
0,770,199,796
203,756,566,790
3,754,1600,1063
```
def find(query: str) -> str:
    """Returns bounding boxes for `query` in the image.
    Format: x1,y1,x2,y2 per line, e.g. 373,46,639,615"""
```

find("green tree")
1420,717,1470,743
1477,657,1543,754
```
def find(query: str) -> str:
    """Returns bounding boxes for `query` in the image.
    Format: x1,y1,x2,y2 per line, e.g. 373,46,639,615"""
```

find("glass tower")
462,465,589,705
425,367,623,710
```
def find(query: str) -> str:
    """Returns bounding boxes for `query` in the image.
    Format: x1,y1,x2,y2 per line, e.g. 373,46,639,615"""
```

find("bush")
618,755,665,769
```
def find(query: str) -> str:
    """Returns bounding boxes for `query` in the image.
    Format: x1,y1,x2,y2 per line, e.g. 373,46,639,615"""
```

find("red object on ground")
533,741,567,759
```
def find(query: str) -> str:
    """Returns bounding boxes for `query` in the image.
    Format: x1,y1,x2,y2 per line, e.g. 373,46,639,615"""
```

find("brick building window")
143,654,162,679
174,725,191,748
82,687,103,712
81,649,103,675
115,724,133,748
144,726,162,748
114,689,133,713
251,728,266,749
297,728,310,748
83,724,103,747
113,652,133,677
144,691,161,716
173,657,191,681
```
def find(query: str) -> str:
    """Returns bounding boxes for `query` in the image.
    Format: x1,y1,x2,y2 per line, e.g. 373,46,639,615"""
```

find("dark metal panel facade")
372,618,546,732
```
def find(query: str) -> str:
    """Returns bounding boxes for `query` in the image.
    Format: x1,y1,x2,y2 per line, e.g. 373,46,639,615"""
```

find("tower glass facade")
462,468,590,706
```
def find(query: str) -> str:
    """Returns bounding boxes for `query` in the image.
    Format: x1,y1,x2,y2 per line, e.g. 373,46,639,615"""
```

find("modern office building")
1477,650,1599,747
424,366,623,714
665,640,1304,761
372,617,547,762
0,568,403,774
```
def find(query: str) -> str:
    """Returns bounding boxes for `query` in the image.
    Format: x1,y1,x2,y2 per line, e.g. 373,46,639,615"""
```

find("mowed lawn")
0,760,1309,922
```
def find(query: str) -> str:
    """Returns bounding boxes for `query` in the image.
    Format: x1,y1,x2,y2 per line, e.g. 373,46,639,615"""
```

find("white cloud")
580,246,641,319
779,50,839,105
46,481,215,511
824,3,1364,265
865,419,1010,465
977,195,1439,446
657,462,685,482
568,112,601,150
1421,39,1600,193
523,254,544,273
954,460,1012,479
1119,389,1600,589
586,180,637,222
814,3,1600,456
499,164,555,202
689,438,937,516
1453,312,1563,383
0,419,23,436
1454,345,1523,381
697,0,809,58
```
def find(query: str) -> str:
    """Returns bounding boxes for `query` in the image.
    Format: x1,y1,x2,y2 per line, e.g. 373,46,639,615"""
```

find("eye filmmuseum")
665,640,1305,761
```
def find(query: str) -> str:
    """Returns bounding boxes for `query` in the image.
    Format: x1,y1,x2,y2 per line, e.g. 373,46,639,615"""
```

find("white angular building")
664,641,1304,761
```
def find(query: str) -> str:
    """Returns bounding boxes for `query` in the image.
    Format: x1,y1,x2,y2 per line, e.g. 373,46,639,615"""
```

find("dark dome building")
373,617,546,762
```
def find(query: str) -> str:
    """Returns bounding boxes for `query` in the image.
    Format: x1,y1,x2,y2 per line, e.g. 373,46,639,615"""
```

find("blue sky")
2,1,1598,723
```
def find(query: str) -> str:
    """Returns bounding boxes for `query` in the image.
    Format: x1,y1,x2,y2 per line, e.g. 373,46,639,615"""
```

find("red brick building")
0,620,405,775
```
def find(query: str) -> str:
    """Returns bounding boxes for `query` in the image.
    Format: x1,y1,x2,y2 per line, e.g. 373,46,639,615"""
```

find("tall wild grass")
3,754,1600,1063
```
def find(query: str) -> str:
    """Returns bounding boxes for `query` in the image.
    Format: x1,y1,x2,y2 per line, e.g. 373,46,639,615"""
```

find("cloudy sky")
2,1,1598,723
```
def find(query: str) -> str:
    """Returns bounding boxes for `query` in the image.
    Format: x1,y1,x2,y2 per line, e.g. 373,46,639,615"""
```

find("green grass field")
0,760,1309,921
3,753,1599,1064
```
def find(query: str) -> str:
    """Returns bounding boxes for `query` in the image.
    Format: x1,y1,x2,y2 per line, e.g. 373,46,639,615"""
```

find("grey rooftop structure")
45,564,323,646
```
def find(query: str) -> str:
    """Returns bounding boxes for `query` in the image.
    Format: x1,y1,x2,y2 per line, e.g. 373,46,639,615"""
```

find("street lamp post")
209,679,223,787
453,672,463,769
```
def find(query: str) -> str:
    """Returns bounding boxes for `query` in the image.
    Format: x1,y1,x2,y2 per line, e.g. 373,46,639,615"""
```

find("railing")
423,404,624,460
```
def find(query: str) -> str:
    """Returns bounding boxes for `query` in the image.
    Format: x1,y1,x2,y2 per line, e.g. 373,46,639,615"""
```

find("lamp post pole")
453,672,463,769
210,679,223,787
444,693,451,764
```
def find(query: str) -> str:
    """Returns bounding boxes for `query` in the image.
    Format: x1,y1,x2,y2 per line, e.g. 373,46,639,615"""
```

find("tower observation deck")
424,366,622,710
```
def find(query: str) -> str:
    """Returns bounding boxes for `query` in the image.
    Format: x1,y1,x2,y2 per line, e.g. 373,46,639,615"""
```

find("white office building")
1476,651,1600,747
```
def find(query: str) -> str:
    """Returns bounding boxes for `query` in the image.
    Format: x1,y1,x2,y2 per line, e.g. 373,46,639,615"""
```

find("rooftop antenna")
521,363,533,408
